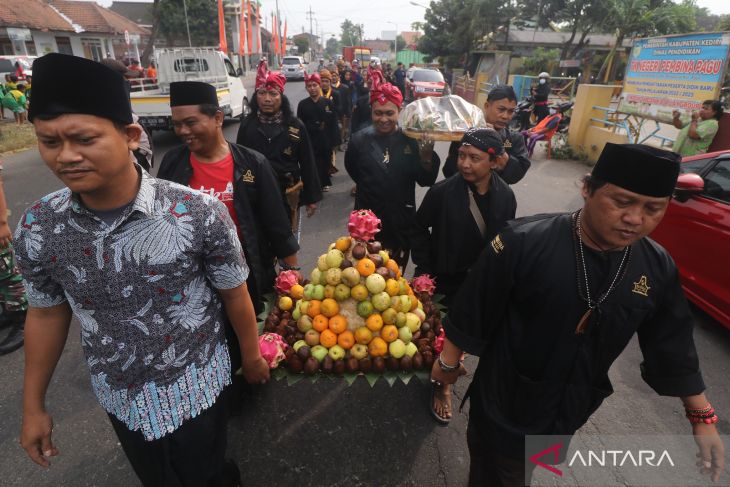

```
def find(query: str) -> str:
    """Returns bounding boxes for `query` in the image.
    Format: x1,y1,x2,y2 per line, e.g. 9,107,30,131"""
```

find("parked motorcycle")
510,96,534,131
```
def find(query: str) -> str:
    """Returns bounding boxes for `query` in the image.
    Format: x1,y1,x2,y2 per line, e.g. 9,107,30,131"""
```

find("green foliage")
418,0,516,67
340,19,364,46
522,47,560,75
719,14,730,32
325,37,340,57
550,133,589,162
294,37,309,56
156,0,218,46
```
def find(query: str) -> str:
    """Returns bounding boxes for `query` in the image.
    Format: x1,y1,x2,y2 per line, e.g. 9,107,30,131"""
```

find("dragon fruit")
347,210,381,242
274,270,300,296
411,274,437,296
259,332,288,368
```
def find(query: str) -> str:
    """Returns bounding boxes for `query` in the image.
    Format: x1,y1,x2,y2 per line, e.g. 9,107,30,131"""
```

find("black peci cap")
592,143,681,198
28,53,133,124
169,81,219,107
460,128,505,157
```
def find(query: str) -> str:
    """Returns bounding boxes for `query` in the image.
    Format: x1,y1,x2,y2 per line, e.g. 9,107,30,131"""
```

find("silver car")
282,56,306,80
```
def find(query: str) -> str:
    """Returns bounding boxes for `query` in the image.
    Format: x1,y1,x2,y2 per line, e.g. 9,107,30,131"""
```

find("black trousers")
108,391,234,487
467,415,535,487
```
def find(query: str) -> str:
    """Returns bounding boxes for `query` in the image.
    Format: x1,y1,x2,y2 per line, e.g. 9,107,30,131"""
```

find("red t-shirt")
189,153,239,228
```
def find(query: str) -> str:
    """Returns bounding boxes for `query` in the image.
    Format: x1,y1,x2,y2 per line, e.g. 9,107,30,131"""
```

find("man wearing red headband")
236,61,322,232
297,72,341,192
345,80,440,266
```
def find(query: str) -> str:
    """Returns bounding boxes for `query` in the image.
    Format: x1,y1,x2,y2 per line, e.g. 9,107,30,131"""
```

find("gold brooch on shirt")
490,235,504,254
383,148,390,164
403,145,412,155
242,170,255,183
283,146,293,156
504,139,513,149
632,275,650,296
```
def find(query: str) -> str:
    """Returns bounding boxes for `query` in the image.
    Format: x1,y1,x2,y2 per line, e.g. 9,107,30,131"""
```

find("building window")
82,38,104,61
56,37,73,55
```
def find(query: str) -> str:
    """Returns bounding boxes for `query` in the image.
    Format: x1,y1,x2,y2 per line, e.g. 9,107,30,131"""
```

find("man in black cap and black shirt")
15,53,267,486
158,80,299,312
442,85,531,183
432,143,725,486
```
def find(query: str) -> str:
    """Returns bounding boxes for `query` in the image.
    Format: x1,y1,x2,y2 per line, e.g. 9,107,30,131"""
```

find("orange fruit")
320,298,339,318
365,314,384,332
335,236,352,252
320,329,337,348
351,284,369,301
328,315,348,334
386,259,401,278
306,300,321,318
385,279,399,296
381,324,398,342
368,337,388,357
356,258,376,277
337,330,355,350
312,314,329,332
290,284,304,300
354,326,373,344
409,295,419,311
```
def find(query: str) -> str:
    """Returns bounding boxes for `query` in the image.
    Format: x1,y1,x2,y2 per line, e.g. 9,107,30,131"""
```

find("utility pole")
275,0,281,67
306,6,314,63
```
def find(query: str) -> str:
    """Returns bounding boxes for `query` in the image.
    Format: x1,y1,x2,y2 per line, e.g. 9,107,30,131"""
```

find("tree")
340,19,364,46
419,0,514,67
294,37,309,57
325,37,341,57
718,14,730,31
154,0,218,47
522,47,561,74
140,0,160,65
393,35,406,52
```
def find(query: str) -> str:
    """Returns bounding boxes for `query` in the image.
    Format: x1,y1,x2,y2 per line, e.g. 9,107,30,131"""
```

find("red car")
651,150,730,329
405,68,448,102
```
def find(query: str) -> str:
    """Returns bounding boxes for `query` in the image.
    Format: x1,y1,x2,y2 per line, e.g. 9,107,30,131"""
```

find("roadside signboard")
618,32,730,123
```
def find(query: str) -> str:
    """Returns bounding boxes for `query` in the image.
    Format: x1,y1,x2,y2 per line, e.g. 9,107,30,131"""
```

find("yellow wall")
568,84,628,163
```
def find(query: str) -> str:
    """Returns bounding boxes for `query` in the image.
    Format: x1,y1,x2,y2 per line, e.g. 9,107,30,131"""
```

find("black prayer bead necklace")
572,210,631,334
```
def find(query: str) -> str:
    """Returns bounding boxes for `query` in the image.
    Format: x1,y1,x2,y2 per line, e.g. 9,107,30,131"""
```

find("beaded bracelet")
686,404,713,415
687,414,719,425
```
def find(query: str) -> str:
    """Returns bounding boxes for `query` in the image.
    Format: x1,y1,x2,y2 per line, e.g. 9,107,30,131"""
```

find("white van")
131,48,249,130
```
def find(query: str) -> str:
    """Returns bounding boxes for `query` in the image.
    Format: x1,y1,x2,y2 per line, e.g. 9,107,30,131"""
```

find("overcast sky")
95,0,730,41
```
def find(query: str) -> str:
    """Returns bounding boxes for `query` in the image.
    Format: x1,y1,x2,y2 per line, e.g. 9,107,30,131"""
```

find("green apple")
389,339,406,359
395,312,407,328
312,284,325,300
357,300,374,318
404,342,418,357
300,300,310,316
328,344,346,361
350,343,368,360
305,329,321,347
292,307,302,321
303,283,315,300
399,295,411,312
317,254,329,271
398,326,413,343
405,312,421,333
334,283,351,301
293,340,307,352
297,315,313,333
365,273,386,294
310,269,323,286
325,267,342,286
311,344,328,362
371,291,391,311
341,267,361,286
381,308,397,325
325,249,344,269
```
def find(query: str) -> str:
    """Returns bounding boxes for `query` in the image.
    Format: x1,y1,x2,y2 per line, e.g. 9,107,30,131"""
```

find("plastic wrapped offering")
400,95,487,141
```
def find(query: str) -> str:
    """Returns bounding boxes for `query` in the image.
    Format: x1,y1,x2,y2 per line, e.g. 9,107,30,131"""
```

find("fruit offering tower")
262,210,442,378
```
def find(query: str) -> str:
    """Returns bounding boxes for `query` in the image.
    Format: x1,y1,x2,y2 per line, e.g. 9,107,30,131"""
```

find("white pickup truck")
131,48,249,131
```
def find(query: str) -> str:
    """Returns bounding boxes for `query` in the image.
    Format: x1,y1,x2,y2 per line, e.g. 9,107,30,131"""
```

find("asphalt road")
0,77,728,487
